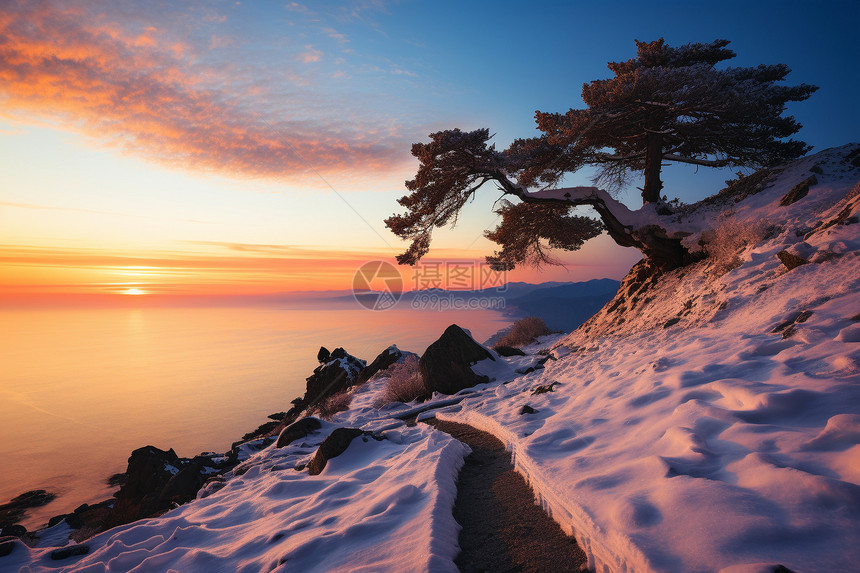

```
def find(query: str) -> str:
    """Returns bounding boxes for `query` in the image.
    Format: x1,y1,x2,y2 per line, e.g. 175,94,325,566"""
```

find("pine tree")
386,39,817,270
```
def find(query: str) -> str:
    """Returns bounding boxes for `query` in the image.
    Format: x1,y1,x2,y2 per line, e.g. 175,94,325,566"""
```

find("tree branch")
662,154,731,167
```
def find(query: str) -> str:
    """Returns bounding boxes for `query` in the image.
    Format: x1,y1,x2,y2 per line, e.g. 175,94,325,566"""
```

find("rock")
0,525,26,538
0,489,56,529
419,325,495,395
520,405,537,415
159,459,211,507
495,345,526,357
239,420,280,442
317,346,331,363
304,348,365,406
355,345,404,385
532,382,560,395
267,412,288,421
110,446,183,524
50,544,89,560
0,537,19,557
276,417,322,448
777,250,809,270
779,175,817,206
307,428,366,476
663,317,681,328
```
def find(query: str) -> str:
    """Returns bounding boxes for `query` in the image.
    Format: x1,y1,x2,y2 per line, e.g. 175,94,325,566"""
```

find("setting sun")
123,288,146,295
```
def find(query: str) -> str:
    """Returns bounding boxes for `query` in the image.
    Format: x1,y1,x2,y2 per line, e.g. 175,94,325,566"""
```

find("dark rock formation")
238,421,280,443
304,348,365,407
307,428,367,476
495,345,526,357
0,490,56,530
779,175,817,206
276,417,322,448
110,446,183,524
420,325,495,395
317,346,331,363
50,544,89,560
0,537,18,557
355,345,403,385
532,382,560,395
520,405,537,415
777,249,809,270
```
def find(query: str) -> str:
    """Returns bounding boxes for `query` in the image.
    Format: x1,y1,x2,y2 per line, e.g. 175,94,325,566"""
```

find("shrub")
374,355,428,407
313,390,353,420
704,215,772,276
495,316,553,348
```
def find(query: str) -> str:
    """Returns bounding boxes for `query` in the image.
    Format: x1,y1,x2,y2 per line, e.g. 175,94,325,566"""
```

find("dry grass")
313,390,353,420
495,316,553,348
704,215,772,276
374,355,428,407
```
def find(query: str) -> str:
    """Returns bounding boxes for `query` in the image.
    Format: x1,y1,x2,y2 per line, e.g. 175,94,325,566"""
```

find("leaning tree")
386,39,817,270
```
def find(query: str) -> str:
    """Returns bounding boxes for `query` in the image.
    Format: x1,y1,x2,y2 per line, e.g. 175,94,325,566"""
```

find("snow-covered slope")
439,144,860,572
6,144,859,573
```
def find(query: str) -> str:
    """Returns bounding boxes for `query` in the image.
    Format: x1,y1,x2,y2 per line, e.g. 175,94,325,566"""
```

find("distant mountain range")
342,278,621,333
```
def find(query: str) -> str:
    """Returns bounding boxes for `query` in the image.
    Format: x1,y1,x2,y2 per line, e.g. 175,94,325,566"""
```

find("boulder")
159,459,209,507
110,446,182,523
0,524,26,538
0,537,20,557
317,346,331,363
777,249,809,270
355,345,403,385
304,348,365,405
50,544,89,560
779,175,817,206
307,428,366,476
276,417,322,447
419,325,495,395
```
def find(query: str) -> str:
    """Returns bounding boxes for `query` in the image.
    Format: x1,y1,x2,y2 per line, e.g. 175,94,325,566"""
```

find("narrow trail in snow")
425,419,587,573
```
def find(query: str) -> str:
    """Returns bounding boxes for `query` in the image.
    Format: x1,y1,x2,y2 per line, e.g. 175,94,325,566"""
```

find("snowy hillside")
4,144,859,572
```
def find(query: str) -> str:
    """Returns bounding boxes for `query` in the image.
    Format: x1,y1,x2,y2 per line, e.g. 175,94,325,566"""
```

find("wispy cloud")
298,45,323,63
0,1,411,182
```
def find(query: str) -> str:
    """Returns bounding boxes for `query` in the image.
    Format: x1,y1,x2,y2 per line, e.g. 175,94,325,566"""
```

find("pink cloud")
0,1,411,181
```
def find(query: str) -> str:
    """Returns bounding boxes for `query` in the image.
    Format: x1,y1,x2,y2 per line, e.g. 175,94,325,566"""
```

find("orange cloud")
0,1,410,182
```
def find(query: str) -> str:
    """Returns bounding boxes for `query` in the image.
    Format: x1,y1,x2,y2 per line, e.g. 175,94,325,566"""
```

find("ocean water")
0,302,511,529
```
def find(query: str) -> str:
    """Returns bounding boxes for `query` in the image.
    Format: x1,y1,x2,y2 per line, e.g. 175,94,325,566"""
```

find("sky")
1,0,857,300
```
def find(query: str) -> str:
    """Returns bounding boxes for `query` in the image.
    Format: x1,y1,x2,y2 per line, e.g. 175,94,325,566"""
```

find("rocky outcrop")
276,417,322,448
307,428,367,476
110,446,183,524
780,175,817,206
420,325,495,395
304,348,366,407
355,345,403,385
777,249,810,270
0,490,55,532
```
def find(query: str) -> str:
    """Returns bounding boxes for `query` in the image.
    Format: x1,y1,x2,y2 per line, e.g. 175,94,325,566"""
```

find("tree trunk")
498,181,694,270
642,132,663,204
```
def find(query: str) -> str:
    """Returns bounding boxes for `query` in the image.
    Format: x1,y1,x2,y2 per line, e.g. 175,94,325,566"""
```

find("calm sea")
0,302,511,530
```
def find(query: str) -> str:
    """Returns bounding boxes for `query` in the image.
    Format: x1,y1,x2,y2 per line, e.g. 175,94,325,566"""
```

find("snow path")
425,419,587,572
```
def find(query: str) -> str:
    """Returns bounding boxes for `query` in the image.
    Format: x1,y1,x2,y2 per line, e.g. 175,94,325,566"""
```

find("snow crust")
8,145,859,573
